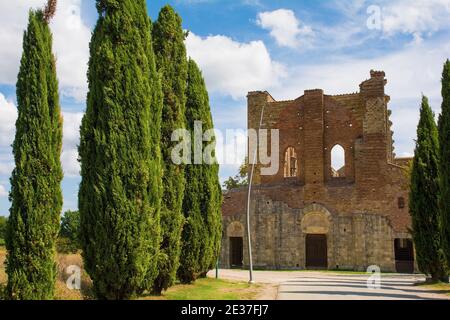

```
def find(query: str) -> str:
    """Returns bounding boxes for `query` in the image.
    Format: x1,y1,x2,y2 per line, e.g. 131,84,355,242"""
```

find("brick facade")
220,71,414,272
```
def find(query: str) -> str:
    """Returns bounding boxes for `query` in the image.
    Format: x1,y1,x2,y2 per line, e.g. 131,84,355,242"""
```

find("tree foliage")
0,217,7,243
438,59,450,269
78,0,163,299
151,5,188,294
223,159,248,191
58,210,80,253
6,9,63,300
409,96,447,281
178,59,222,283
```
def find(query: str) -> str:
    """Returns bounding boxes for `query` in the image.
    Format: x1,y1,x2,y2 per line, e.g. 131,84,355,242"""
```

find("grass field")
0,246,265,300
142,278,264,300
416,281,450,297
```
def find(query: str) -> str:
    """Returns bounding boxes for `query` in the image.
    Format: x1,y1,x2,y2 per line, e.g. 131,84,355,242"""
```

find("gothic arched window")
331,144,346,178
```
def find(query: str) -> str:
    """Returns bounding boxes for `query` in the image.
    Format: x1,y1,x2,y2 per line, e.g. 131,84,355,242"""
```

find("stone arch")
301,204,332,234
227,221,245,238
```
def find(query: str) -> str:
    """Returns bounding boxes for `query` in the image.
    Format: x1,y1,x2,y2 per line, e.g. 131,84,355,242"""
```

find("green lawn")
416,281,450,297
143,278,264,300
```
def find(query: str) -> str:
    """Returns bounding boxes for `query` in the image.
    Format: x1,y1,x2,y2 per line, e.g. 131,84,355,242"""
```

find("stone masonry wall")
221,71,412,272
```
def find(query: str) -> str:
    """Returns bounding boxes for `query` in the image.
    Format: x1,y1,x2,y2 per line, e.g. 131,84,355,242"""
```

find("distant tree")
410,96,447,281
58,210,80,253
178,59,222,283
78,0,163,299
438,59,450,269
6,3,63,300
152,5,188,294
223,159,248,191
0,217,7,242
60,210,79,240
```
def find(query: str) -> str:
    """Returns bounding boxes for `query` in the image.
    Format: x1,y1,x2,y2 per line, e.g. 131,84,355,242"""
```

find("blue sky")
0,0,449,216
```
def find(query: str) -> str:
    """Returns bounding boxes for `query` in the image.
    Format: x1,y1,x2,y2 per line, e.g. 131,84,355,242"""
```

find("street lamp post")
246,103,266,285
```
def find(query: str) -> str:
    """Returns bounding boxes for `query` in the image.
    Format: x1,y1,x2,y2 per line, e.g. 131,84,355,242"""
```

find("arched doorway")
301,205,331,269
227,221,244,268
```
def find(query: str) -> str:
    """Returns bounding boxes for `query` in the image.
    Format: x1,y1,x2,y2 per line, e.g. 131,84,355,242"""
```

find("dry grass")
0,248,267,300
0,246,6,285
0,247,93,300
54,252,93,300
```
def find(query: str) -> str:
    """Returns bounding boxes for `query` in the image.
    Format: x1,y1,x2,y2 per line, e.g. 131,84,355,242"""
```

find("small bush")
57,237,79,254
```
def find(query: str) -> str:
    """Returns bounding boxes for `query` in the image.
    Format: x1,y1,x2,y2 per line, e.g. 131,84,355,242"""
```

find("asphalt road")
212,269,450,300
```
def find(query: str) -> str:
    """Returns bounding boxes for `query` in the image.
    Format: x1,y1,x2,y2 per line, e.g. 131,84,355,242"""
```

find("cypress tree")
409,96,447,281
194,61,222,277
438,60,450,269
78,0,163,299
178,59,222,283
152,5,188,294
6,1,63,300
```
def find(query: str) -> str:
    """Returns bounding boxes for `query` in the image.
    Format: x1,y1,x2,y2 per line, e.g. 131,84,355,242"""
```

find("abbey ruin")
220,71,415,273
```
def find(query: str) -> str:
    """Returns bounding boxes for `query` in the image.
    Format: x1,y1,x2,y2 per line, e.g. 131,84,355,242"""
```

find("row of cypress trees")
409,60,450,282
5,0,222,300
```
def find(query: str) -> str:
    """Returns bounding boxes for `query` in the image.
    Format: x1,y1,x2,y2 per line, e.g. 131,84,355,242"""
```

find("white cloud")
0,184,7,198
185,32,286,99
0,94,82,178
269,38,450,158
51,0,90,102
0,93,17,176
62,112,83,177
0,0,91,102
63,112,83,148
256,9,313,48
61,148,80,178
0,93,17,148
215,129,247,168
381,0,450,37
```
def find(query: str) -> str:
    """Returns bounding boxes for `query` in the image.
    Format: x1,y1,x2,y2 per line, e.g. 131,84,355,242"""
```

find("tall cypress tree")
6,1,63,300
178,59,222,283
193,60,222,277
152,5,188,294
78,0,163,300
439,60,450,269
410,96,447,281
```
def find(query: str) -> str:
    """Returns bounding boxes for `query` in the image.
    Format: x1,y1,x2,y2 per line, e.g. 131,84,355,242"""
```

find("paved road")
212,269,450,300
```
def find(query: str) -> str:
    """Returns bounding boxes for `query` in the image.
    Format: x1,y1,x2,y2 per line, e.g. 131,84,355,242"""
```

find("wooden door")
394,238,414,273
230,237,243,268
306,234,328,269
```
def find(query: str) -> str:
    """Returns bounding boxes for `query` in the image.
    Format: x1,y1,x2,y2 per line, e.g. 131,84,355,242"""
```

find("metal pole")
246,102,266,285
246,151,257,284
215,259,219,279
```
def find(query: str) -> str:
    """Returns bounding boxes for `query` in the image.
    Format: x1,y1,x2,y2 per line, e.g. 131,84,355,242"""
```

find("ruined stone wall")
221,71,413,271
